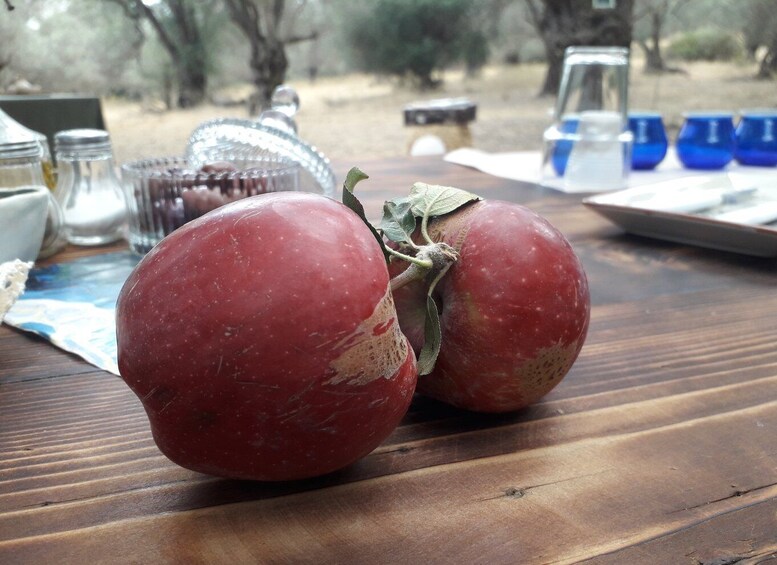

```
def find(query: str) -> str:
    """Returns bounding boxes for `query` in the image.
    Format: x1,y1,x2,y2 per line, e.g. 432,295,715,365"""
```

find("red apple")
116,192,417,481
391,200,590,413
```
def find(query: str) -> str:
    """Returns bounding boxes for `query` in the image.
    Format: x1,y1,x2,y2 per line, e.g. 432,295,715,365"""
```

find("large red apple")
390,199,590,413
116,192,417,481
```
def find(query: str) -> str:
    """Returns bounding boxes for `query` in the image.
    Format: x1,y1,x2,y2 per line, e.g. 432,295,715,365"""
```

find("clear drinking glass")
541,46,632,192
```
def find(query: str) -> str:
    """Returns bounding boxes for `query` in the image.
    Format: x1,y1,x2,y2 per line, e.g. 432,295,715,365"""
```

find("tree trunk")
757,35,777,79
177,62,207,108
641,11,665,72
224,0,288,115
528,0,635,97
133,0,208,109
248,40,288,114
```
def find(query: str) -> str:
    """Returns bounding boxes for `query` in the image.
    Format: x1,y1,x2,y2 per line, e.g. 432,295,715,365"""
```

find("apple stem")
390,261,427,292
389,241,459,292
385,246,433,269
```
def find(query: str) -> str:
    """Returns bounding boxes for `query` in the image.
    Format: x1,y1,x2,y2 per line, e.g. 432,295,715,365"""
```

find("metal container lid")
54,128,113,158
404,98,477,126
0,139,41,161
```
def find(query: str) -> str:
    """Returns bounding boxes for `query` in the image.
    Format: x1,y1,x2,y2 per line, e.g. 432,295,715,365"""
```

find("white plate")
583,172,777,257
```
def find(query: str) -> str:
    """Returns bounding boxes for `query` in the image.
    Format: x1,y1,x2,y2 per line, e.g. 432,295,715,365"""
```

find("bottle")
54,129,126,246
0,130,67,259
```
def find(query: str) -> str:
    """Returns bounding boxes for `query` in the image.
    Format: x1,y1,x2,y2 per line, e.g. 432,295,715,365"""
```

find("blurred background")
2,0,776,164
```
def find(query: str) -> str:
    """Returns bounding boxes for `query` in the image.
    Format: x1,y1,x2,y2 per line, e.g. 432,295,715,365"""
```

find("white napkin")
0,260,32,321
712,201,777,225
444,148,711,193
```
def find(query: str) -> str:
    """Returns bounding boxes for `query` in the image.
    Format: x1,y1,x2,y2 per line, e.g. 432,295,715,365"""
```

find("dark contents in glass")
122,157,298,254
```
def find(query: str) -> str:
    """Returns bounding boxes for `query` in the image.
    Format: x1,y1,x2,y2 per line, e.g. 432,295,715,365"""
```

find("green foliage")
345,0,490,88
667,28,743,62
0,1,141,94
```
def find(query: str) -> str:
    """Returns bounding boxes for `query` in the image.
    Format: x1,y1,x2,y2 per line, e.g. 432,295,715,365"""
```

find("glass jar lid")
54,128,113,159
0,107,46,161
0,139,41,161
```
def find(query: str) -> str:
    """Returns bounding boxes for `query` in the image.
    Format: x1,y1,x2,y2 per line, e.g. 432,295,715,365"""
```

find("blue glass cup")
550,114,580,176
676,112,735,170
734,109,777,167
628,112,668,170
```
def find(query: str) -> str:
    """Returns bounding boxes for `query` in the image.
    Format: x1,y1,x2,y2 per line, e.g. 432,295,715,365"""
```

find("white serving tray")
583,172,777,257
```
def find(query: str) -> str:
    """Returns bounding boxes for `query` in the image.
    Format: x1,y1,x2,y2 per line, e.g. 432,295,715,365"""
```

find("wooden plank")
0,399,774,563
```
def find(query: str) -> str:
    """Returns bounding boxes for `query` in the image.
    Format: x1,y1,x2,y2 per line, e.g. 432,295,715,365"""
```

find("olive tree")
222,0,319,113
110,0,215,108
743,0,777,78
633,0,684,73
345,0,490,89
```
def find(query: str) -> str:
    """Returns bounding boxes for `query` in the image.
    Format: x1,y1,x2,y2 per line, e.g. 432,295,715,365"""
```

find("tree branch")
136,0,181,63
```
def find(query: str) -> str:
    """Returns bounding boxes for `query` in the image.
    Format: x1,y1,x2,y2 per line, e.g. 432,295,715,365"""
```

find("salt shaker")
54,129,126,245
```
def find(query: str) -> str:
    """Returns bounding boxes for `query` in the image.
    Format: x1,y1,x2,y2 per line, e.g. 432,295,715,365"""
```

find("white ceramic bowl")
0,186,49,263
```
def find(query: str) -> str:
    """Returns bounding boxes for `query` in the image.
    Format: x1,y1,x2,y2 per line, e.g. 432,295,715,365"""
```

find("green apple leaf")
417,295,442,376
380,197,417,244
409,182,480,219
341,167,391,263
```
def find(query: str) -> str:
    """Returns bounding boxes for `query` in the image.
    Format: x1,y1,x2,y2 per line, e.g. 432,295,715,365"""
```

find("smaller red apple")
389,198,590,413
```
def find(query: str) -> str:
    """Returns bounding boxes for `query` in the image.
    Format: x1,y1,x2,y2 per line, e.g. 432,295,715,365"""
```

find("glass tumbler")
676,112,735,170
628,112,668,170
734,109,777,167
541,46,632,191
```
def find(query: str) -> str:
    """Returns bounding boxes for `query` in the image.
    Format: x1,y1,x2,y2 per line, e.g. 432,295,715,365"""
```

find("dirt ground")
104,61,777,167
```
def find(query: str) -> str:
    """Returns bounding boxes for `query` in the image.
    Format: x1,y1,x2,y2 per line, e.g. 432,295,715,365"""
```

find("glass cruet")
54,129,127,246
0,111,67,259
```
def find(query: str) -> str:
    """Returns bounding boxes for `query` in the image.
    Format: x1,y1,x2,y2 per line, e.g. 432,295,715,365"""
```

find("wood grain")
1,157,776,564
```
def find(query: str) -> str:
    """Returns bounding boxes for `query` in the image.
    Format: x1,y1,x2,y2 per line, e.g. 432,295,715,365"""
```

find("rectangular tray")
583,173,777,257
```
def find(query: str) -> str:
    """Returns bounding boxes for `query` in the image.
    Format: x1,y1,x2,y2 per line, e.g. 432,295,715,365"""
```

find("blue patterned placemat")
4,251,140,375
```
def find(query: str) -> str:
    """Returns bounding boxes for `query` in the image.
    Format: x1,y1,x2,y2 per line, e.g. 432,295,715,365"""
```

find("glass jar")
0,107,56,190
0,139,66,259
54,129,127,246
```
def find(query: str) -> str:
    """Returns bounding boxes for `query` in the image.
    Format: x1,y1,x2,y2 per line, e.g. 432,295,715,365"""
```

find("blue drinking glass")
734,109,777,167
628,112,668,170
676,112,735,170
550,114,580,176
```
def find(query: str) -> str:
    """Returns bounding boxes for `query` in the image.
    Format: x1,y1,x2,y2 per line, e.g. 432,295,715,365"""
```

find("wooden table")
2,157,776,564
